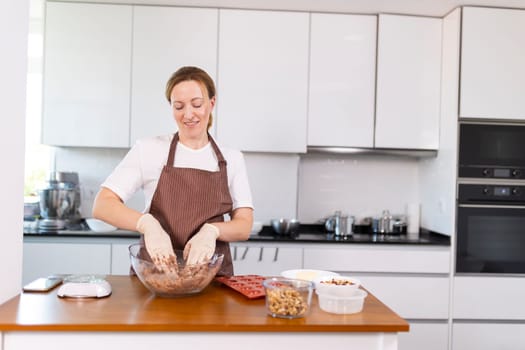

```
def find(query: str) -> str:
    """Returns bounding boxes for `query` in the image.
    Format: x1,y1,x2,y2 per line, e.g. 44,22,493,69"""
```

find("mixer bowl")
39,188,78,219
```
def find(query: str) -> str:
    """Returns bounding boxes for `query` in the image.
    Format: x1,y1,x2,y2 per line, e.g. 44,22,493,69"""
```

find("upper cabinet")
375,14,442,150
216,9,309,153
308,13,377,148
42,2,132,147
460,7,525,120
130,6,218,144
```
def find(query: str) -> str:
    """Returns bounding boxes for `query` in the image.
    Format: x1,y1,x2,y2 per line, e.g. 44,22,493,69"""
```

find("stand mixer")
38,171,82,231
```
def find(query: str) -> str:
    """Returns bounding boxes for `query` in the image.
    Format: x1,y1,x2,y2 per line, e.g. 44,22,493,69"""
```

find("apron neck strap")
167,132,227,168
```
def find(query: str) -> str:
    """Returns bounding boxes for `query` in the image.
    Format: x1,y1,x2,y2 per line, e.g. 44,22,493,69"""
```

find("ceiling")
66,0,525,16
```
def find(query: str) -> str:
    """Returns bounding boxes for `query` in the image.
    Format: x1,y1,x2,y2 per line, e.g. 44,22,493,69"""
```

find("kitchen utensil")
57,275,111,298
271,218,300,235
324,210,341,235
38,171,82,230
215,275,266,299
263,277,314,319
129,243,223,297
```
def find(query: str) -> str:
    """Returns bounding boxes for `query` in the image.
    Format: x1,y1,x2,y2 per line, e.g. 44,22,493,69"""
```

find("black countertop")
249,224,450,246
24,223,449,246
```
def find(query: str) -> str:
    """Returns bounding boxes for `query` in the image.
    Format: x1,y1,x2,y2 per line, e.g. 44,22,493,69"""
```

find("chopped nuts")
266,286,308,317
320,278,355,286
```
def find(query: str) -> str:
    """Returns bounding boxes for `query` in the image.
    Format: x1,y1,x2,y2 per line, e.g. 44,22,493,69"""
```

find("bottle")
379,210,391,234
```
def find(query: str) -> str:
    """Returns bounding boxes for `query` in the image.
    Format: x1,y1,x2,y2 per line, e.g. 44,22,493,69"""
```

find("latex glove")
184,223,220,265
136,214,176,269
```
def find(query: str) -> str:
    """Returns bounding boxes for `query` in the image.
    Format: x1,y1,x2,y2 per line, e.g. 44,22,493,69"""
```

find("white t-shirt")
101,134,253,213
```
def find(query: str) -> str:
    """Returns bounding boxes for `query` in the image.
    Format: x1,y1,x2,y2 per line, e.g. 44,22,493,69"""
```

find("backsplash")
53,147,420,226
298,153,419,223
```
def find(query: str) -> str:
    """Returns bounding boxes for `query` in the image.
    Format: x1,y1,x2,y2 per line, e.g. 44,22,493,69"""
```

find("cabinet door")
399,322,449,350
231,244,302,276
42,2,132,147
358,275,449,319
217,9,309,153
22,242,111,285
453,276,525,320
460,7,525,120
111,240,139,275
375,14,442,150
130,6,218,144
453,323,525,350
308,13,376,148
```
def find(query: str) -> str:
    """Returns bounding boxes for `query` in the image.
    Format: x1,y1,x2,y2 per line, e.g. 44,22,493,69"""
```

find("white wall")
0,0,29,303
298,154,419,223
418,8,461,237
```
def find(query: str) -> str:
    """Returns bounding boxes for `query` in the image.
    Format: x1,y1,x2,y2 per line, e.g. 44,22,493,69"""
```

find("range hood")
306,146,437,158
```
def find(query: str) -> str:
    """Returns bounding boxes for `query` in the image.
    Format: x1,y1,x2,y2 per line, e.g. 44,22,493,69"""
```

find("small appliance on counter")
38,171,82,231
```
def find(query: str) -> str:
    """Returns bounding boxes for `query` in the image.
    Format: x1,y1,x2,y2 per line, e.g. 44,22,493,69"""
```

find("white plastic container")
314,275,361,297
316,289,368,314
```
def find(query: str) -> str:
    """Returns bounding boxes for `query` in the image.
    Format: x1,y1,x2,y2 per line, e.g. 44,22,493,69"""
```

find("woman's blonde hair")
165,66,216,130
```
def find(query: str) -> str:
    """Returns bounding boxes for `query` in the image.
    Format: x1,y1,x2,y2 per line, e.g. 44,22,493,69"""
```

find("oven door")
457,204,525,274
459,123,525,178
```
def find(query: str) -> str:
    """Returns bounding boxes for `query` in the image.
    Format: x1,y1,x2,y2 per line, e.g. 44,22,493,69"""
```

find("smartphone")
23,277,63,292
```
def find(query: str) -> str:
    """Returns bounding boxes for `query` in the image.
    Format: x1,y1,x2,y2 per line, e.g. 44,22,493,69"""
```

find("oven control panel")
459,167,525,179
459,184,525,203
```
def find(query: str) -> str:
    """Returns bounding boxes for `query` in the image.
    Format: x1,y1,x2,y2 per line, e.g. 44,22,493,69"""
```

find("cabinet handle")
258,247,264,261
241,247,249,260
274,247,279,262
233,246,237,261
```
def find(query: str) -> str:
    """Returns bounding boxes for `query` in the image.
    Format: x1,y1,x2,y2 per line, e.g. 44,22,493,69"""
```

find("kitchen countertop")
0,275,409,333
24,223,449,246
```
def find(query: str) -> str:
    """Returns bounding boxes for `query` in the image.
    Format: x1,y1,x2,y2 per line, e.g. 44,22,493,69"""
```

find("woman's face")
170,80,215,139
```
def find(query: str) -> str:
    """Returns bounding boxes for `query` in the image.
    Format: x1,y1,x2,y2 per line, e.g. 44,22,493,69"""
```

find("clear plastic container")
263,277,314,319
316,289,368,314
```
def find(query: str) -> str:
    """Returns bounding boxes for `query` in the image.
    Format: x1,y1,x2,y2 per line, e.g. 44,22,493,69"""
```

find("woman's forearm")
212,207,253,242
92,187,143,232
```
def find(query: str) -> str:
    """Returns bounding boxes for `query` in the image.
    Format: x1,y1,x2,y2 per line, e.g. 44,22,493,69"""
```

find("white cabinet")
303,244,450,350
375,14,442,150
460,7,525,120
216,9,309,153
231,242,303,276
308,13,377,148
452,323,525,350
110,239,140,275
399,322,449,350
22,242,111,285
42,2,132,147
130,6,218,143
453,276,525,320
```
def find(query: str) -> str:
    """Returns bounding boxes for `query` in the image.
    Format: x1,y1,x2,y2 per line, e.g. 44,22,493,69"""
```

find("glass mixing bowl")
129,244,223,298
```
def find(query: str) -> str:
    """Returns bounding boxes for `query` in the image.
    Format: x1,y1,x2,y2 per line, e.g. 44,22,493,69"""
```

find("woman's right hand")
136,214,177,270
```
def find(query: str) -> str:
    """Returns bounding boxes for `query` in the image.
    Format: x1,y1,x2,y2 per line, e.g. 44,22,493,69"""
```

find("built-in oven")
456,183,525,274
457,121,525,274
459,122,525,179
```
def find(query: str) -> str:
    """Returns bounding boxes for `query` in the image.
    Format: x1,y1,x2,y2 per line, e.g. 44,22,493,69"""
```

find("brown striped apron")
141,132,234,276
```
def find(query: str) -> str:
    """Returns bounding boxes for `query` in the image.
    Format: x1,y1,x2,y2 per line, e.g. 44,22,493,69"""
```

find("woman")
92,66,254,276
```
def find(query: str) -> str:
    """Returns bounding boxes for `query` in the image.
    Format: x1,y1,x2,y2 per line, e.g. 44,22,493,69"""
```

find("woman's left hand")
184,223,220,264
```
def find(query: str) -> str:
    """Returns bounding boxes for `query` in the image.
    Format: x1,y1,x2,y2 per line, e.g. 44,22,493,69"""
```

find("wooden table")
0,276,408,350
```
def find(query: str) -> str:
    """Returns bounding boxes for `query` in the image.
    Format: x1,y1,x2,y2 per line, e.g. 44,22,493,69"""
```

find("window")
25,0,50,200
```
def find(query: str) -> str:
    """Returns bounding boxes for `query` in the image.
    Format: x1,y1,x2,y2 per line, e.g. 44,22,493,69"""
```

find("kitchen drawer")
231,243,303,276
303,245,450,273
399,321,448,350
357,275,449,319
453,276,525,320
452,322,525,350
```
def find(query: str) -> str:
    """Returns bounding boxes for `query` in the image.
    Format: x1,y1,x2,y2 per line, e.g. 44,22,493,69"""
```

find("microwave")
459,122,525,179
